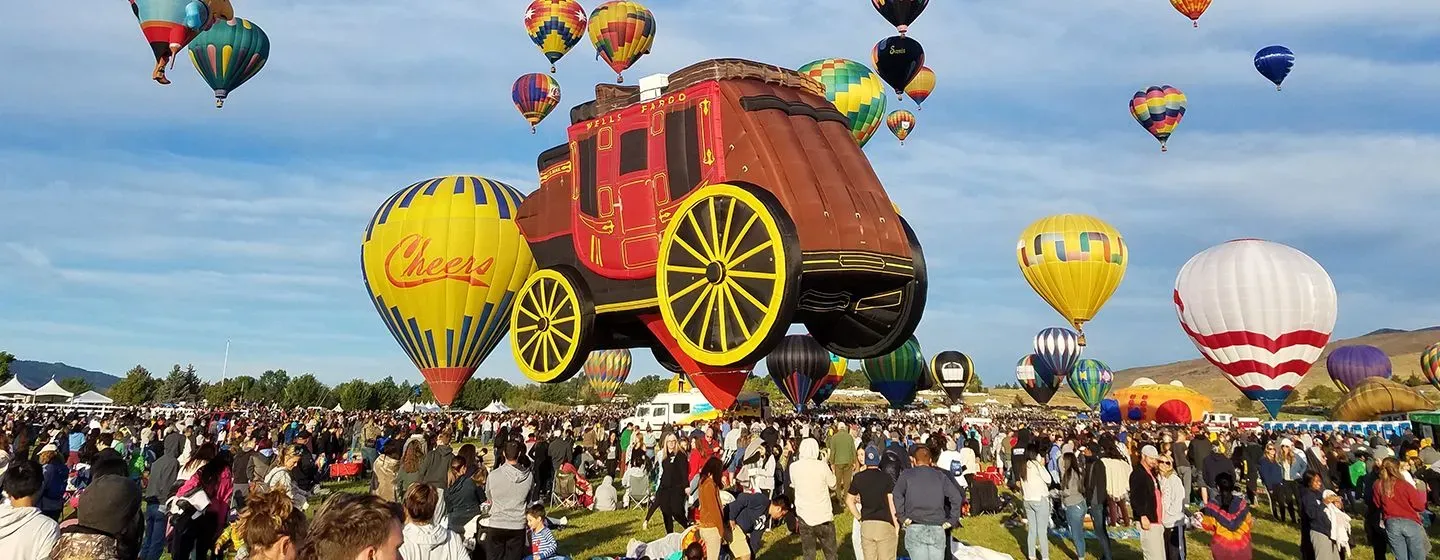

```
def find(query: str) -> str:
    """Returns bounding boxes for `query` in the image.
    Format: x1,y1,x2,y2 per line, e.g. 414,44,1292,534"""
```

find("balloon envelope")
886,110,915,143
766,335,832,412
1130,85,1186,151
1171,0,1212,26
864,336,925,408
872,36,925,95
525,0,588,71
904,66,935,106
930,350,972,403
1068,358,1114,410
1326,345,1391,392
361,176,537,406
872,0,929,34
1421,342,1440,391
811,353,848,406
588,0,656,82
1017,214,1128,341
1098,398,1121,423
1016,354,1060,405
188,18,270,108
797,59,888,147
1254,45,1295,89
513,73,563,131
1033,327,1082,386
1174,239,1338,418
584,348,632,401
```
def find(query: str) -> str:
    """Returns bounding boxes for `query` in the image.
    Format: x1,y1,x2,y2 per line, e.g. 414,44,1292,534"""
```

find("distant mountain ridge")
8,360,120,391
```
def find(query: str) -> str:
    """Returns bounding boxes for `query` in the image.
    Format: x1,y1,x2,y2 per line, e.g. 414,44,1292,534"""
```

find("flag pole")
221,339,230,383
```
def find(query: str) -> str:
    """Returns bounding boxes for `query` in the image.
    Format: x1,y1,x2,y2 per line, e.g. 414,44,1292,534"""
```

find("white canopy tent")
69,390,114,405
480,400,511,413
0,378,33,400
332,404,344,412
395,401,416,413
31,379,74,403
395,401,442,413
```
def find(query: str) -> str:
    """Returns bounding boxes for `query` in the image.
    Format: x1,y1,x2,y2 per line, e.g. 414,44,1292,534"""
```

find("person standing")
1019,445,1055,560
1372,457,1428,560
828,422,857,504
140,433,182,560
848,446,899,560
1081,444,1114,560
894,447,964,560
1130,445,1165,560
790,438,838,560
695,458,726,560
1171,433,1193,505
1157,453,1187,560
1299,470,1335,560
0,460,59,558
1200,473,1253,560
1058,453,1087,560
484,440,534,560
656,434,691,533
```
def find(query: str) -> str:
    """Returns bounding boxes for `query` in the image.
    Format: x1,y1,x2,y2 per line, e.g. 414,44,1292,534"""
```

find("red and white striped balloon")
1173,239,1337,418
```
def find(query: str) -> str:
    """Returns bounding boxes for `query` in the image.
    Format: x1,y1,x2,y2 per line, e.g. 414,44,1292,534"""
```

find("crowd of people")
0,402,1434,560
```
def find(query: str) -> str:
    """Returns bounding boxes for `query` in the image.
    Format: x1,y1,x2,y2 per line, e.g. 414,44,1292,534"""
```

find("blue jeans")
904,523,946,560
1385,517,1427,560
1024,500,1050,560
1064,503,1086,559
140,502,168,560
1089,502,1113,560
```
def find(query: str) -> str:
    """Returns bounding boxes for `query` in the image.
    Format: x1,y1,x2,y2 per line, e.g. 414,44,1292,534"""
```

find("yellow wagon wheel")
656,182,800,366
510,267,594,383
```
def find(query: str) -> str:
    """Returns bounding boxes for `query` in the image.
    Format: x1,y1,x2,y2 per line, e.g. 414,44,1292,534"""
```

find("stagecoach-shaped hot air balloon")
509,58,927,410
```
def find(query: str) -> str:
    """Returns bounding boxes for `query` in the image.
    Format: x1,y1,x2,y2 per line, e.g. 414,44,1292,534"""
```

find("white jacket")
788,438,836,527
398,521,469,560
0,504,58,559
1020,459,1054,501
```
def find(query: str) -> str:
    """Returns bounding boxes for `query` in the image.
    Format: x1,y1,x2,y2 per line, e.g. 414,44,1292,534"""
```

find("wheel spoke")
543,279,560,316
551,315,577,325
539,334,556,372
722,283,754,340
674,238,708,265
707,198,721,266
730,240,774,268
728,269,777,280
522,290,542,319
551,326,575,345
523,332,544,365
667,265,709,276
514,324,539,334
697,285,719,349
685,212,716,260
715,285,729,351
725,213,759,261
726,278,766,311
679,284,715,329
516,304,541,322
717,196,738,260
667,277,709,304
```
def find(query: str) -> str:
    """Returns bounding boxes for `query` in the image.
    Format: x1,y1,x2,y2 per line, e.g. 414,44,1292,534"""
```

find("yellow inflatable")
1331,377,1436,421
1112,379,1212,424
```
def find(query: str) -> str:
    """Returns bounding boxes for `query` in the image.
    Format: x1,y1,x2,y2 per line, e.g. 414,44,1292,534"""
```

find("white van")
621,390,770,429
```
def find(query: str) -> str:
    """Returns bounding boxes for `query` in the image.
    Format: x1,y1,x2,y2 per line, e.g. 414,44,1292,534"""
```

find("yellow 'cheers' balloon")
1016,214,1128,345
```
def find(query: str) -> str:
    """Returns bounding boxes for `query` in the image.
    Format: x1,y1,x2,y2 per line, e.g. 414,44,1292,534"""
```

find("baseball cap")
1141,445,1159,459
864,445,881,466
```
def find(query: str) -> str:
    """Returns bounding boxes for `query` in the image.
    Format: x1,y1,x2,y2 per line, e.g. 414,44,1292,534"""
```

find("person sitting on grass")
525,504,568,560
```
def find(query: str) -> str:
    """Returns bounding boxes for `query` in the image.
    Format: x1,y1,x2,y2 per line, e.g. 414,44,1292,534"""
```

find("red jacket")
1372,479,1426,524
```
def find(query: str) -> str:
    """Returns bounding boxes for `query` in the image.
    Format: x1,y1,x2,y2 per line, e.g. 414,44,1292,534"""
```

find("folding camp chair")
551,471,580,509
625,472,653,509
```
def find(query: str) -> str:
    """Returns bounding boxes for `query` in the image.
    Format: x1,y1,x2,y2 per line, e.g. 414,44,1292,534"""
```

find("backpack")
879,449,903,481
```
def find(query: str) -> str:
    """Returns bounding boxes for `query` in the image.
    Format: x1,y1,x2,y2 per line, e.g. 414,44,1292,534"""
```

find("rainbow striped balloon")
1130,85,1186,152
588,0,656,83
797,58,888,147
524,0,588,73
1421,342,1440,391
584,348,632,401
886,110,915,144
512,73,562,133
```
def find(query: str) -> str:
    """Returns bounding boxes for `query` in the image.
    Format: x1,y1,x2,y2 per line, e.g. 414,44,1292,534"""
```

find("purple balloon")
1326,345,1392,391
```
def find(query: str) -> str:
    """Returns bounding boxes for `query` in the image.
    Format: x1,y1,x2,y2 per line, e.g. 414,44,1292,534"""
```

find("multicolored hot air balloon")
188,18,269,108
766,335,832,412
930,350,973,403
1034,327,1082,386
1326,345,1391,393
1421,342,1440,391
1016,354,1060,405
524,0,588,73
1171,0,1212,27
811,353,848,406
361,176,538,407
1068,358,1113,410
1130,85,1186,152
863,336,925,408
886,110,916,145
872,0,928,35
584,348,632,401
512,73,563,133
797,59,888,147
905,66,935,108
588,0,655,83
1174,239,1338,418
1017,214,1128,345
872,36,925,98
131,0,233,84
1254,46,1295,91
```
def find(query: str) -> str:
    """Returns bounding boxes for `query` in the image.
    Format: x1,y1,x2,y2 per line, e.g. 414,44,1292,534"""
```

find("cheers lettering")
384,233,495,288
888,47,907,55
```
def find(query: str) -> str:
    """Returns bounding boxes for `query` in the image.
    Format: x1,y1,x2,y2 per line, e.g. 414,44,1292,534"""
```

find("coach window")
619,129,648,174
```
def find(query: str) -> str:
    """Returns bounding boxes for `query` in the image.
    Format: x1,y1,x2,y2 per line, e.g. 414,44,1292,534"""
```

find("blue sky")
3,0,1439,389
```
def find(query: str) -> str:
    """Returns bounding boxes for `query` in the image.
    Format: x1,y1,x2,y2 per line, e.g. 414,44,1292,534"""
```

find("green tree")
0,351,15,385
371,377,407,410
1234,397,1255,413
255,370,290,403
108,365,159,405
838,368,869,390
741,375,785,405
161,364,203,404
333,380,376,411
283,374,333,408
205,376,255,406
458,378,515,410
965,373,985,393
58,377,94,395
1306,385,1340,406
622,375,668,404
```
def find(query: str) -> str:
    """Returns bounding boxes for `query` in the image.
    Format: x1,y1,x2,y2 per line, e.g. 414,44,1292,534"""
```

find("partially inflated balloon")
1422,343,1440,391
188,18,269,108
1016,354,1060,405
1034,327,1082,386
863,336,925,408
1325,345,1391,393
905,66,935,108
588,0,655,83
811,353,848,406
1254,46,1295,91
872,0,928,35
524,0,588,72
1130,85,1186,152
797,59,887,147
886,110,916,145
361,176,538,406
1171,0,1211,27
1174,239,1338,418
584,348,632,401
872,36,925,97
930,350,972,403
1016,214,1128,344
513,73,562,133
1068,358,1113,410
766,335,831,412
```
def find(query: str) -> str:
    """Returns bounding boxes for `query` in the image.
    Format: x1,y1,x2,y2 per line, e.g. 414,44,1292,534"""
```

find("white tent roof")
332,404,344,412
481,400,511,413
0,377,33,396
396,401,416,413
32,379,74,398
69,390,113,404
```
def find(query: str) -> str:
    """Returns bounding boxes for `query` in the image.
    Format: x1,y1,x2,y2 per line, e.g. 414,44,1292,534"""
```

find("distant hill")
8,360,120,392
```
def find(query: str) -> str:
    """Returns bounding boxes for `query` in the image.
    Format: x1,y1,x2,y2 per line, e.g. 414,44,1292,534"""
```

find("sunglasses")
1158,460,1172,465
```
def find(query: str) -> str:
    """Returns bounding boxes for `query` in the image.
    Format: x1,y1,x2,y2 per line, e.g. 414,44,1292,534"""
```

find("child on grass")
526,505,568,560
